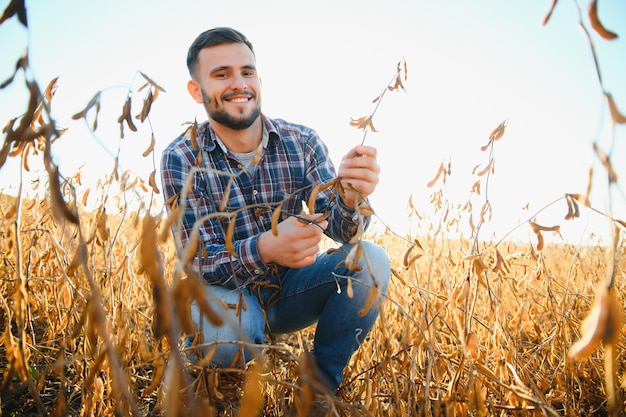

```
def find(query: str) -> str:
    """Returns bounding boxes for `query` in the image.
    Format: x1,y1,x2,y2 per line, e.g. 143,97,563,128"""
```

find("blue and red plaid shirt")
160,115,369,287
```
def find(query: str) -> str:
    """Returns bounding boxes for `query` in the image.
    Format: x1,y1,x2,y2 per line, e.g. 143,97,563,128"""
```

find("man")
160,26,390,394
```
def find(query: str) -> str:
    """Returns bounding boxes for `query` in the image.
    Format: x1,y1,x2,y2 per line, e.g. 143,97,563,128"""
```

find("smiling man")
160,27,390,399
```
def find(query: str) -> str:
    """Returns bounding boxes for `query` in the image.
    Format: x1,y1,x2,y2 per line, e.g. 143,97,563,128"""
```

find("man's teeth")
230,97,248,103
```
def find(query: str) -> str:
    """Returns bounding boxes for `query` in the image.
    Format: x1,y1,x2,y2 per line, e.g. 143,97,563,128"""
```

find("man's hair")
187,27,255,78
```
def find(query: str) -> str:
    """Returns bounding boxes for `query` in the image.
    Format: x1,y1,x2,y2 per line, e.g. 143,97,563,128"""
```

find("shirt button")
254,269,261,275
259,215,264,221
238,164,243,169
253,190,258,195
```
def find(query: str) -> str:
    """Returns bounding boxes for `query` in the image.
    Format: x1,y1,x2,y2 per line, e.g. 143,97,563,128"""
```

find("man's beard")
202,90,261,130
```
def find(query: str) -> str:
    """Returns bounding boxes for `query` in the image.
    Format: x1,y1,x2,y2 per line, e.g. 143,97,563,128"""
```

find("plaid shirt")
160,115,369,287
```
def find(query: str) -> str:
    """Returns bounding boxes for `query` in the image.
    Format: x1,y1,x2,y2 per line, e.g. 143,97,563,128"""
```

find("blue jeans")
187,241,390,391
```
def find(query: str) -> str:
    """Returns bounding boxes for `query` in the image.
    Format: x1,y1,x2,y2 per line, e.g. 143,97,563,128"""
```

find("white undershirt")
214,125,270,176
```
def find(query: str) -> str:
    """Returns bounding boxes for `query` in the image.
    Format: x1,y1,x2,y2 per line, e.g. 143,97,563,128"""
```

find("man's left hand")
337,145,380,209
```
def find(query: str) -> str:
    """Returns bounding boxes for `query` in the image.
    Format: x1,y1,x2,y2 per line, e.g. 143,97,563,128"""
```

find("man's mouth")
229,97,249,103
224,93,254,103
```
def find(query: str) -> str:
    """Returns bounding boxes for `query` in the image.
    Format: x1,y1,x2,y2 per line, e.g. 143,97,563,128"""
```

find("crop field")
1,1,625,416
0,175,625,417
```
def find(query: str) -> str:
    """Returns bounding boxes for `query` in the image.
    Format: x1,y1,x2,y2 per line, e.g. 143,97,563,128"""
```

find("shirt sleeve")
302,132,371,243
160,139,268,288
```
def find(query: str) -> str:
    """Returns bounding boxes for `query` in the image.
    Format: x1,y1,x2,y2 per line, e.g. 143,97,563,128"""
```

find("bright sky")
1,0,625,244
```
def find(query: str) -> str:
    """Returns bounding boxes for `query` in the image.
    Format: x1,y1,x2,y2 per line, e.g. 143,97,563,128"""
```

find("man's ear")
187,80,204,104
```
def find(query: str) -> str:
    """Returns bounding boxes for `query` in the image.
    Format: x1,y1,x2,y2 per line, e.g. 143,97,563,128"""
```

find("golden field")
1,2,625,415
0,181,625,416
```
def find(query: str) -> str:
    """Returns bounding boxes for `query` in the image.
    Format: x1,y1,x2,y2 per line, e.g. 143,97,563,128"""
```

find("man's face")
189,42,261,130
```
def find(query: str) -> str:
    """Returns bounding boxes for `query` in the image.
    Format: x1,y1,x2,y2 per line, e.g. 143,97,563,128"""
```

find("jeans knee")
189,288,266,367
187,320,265,367
212,342,250,367
358,240,391,293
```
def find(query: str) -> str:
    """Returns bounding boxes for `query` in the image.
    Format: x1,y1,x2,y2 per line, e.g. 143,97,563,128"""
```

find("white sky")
1,0,625,244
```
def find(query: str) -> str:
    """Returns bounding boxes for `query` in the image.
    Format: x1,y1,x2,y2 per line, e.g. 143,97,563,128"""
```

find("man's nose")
231,74,248,91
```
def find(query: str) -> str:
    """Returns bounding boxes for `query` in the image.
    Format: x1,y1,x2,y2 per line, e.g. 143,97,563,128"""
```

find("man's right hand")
258,214,328,268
